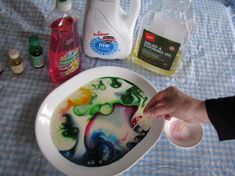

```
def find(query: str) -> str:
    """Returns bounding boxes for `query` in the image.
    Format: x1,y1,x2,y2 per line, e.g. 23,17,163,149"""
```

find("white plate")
35,66,165,176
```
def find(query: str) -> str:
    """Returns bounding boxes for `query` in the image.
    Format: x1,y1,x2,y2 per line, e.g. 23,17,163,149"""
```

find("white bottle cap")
56,0,72,12
8,49,19,59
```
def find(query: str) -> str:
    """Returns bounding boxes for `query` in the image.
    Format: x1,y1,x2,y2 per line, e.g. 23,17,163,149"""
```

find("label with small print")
59,48,80,77
11,63,24,74
137,29,181,70
90,31,119,56
31,55,44,68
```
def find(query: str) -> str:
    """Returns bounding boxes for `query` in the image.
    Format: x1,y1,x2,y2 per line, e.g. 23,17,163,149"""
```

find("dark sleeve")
205,96,235,141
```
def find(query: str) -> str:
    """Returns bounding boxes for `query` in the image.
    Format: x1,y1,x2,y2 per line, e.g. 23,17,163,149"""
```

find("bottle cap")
56,0,72,12
8,49,20,59
29,35,40,47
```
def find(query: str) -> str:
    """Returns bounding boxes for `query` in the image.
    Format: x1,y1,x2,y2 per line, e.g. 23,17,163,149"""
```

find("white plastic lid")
56,0,72,12
8,49,19,59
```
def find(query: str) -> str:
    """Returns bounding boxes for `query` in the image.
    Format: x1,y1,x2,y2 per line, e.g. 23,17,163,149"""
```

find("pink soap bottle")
48,0,82,84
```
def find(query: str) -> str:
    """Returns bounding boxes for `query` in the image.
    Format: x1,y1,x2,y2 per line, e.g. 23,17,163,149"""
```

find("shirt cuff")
205,97,235,141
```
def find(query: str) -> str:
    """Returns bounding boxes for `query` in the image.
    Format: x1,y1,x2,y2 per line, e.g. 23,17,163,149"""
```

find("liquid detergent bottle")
48,0,82,83
132,0,194,76
83,0,141,59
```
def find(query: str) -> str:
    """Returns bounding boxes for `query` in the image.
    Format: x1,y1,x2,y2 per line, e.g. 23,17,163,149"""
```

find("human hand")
144,86,209,123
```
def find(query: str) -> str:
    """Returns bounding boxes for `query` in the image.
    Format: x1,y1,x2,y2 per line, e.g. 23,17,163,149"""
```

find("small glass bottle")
29,35,45,68
8,49,24,74
132,0,194,76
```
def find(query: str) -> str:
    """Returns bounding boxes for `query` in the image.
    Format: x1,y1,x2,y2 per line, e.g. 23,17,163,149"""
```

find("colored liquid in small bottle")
49,16,81,83
29,35,45,68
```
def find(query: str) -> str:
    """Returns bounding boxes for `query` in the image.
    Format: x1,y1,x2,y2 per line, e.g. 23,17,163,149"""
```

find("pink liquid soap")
49,16,81,83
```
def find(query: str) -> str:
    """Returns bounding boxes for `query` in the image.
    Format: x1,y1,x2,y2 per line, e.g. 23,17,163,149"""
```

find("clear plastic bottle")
48,0,82,83
132,0,194,76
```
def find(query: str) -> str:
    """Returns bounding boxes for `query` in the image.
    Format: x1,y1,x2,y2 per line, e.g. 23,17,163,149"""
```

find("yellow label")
132,42,182,76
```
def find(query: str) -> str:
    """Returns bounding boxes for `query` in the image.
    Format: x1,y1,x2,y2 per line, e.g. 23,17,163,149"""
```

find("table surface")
0,0,235,176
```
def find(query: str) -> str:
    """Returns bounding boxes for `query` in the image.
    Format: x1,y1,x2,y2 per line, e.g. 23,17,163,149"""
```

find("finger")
144,100,165,115
144,97,157,112
144,105,171,119
144,95,167,112
144,90,167,112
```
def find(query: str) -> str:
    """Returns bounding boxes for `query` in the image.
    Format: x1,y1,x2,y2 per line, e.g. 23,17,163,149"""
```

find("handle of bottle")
124,0,141,33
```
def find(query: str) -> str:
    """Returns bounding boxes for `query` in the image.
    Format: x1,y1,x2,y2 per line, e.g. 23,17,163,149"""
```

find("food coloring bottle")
29,35,45,68
8,49,24,75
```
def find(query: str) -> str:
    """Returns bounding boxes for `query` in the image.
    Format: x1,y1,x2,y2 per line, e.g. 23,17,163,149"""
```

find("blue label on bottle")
90,36,119,56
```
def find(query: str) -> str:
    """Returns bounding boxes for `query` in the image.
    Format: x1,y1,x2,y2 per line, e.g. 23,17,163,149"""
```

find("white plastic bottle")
83,0,141,59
